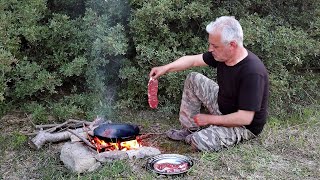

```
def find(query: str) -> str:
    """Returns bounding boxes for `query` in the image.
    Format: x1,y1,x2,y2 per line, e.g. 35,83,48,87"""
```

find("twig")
45,119,90,133
137,132,164,140
67,129,96,149
83,123,93,142
35,124,59,129
21,131,39,136
45,121,70,133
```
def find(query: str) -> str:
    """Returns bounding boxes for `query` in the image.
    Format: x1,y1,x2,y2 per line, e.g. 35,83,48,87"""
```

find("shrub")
119,0,218,112
119,0,320,117
0,0,129,120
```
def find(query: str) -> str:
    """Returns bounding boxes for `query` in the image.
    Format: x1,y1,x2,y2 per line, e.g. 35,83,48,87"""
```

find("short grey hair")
206,16,243,47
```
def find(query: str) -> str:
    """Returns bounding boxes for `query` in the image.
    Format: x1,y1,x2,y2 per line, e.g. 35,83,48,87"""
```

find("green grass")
0,107,319,179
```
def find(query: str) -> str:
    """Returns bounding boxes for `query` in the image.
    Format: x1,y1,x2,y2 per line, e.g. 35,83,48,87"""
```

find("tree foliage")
0,0,319,120
119,0,319,115
0,0,129,121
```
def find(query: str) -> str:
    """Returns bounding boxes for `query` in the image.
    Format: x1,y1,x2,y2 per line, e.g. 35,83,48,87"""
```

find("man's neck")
225,47,248,66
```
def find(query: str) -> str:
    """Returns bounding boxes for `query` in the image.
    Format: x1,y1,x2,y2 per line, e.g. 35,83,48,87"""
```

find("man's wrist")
209,114,221,126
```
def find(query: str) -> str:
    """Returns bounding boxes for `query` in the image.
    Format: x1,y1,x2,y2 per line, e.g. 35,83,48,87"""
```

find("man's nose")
208,45,214,52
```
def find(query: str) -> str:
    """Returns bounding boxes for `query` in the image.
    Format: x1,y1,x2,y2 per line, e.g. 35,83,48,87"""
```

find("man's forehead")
208,33,221,44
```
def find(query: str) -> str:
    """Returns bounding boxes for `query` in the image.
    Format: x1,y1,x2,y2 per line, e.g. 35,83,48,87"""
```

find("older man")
149,16,269,151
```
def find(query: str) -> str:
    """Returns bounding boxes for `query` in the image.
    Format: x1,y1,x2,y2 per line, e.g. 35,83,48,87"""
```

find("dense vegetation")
1,0,319,123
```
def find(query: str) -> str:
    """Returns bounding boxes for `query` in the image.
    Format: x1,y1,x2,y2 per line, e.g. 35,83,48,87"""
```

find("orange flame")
92,137,141,152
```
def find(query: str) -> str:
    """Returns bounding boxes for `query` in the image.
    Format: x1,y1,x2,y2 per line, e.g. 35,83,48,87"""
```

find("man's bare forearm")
165,54,205,73
195,110,255,127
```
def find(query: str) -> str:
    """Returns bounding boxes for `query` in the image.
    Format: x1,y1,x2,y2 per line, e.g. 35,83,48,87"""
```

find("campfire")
91,136,142,152
27,117,162,173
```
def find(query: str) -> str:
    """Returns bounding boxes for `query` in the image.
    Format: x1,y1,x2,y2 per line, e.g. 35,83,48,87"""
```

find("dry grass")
1,109,319,180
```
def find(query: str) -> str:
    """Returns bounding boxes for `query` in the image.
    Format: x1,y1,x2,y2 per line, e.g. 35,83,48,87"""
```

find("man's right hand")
149,66,167,79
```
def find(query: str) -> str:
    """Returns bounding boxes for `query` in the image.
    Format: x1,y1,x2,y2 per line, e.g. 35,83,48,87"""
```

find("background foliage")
0,0,129,122
0,0,319,121
120,0,320,116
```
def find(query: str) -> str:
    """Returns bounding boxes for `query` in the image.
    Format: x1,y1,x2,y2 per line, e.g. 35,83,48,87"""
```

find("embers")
91,136,142,153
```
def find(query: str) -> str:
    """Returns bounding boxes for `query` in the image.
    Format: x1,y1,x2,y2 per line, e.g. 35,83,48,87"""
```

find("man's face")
207,33,232,62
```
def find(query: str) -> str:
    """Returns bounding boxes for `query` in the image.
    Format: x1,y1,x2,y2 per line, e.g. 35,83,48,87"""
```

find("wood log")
28,118,108,149
29,128,84,149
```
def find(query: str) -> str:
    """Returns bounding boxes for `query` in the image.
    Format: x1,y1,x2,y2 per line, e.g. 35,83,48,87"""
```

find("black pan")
93,123,140,142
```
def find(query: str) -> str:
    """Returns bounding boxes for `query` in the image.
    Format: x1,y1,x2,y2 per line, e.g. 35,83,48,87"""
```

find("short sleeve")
203,52,217,67
238,74,266,111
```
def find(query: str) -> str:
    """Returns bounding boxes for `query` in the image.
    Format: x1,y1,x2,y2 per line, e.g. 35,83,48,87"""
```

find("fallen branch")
29,130,72,149
27,118,108,149
45,119,90,133
25,119,92,136
67,129,96,149
137,132,163,140
35,124,59,129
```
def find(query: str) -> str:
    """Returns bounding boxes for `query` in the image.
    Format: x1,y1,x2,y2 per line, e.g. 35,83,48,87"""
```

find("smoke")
85,0,130,119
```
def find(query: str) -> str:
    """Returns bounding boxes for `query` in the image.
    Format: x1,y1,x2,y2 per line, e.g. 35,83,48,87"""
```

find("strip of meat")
153,162,189,173
148,77,159,109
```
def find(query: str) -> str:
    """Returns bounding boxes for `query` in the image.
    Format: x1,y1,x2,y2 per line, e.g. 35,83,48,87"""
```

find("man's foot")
166,129,192,141
185,134,193,144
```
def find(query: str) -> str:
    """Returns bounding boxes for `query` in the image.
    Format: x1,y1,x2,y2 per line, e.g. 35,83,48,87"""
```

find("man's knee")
188,132,222,152
186,72,200,80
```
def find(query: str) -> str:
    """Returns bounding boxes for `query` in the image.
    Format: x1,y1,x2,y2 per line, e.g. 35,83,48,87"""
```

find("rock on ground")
60,142,101,173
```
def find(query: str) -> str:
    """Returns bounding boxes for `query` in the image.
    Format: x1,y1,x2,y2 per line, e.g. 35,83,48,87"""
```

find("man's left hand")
193,114,213,126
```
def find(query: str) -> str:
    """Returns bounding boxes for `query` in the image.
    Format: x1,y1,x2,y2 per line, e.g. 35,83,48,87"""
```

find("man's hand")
193,114,213,126
149,66,167,79
193,110,255,127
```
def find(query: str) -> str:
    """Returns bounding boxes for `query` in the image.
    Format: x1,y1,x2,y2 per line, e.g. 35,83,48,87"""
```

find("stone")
126,147,161,160
60,142,101,173
95,151,128,163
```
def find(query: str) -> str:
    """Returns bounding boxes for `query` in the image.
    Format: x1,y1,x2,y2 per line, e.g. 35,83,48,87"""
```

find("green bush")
0,0,318,120
241,14,319,115
119,0,217,112
0,0,129,120
119,0,320,116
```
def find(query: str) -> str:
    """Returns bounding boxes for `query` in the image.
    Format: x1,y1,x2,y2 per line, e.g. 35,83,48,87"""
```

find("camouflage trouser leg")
190,126,256,151
179,72,255,151
179,72,220,129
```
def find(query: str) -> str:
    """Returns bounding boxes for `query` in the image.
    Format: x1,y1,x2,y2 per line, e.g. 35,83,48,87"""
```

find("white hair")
206,16,243,47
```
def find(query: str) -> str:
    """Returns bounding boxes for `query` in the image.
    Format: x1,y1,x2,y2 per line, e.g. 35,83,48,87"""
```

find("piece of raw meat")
148,77,159,109
153,162,189,173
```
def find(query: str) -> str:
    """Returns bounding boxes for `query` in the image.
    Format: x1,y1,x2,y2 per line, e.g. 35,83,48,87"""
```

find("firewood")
44,119,90,133
27,118,108,149
25,119,92,136
137,133,163,140
67,129,96,149
35,123,59,129
29,128,84,149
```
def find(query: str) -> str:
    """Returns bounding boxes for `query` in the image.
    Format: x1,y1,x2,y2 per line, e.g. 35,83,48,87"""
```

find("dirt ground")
1,110,320,179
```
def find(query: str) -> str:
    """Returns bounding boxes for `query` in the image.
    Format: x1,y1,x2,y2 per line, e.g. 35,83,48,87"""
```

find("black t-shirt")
203,50,269,135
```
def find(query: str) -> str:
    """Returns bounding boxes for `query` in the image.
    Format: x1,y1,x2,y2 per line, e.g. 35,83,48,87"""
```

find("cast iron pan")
93,123,140,142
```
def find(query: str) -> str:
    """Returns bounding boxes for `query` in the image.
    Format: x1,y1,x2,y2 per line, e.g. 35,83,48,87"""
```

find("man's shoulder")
243,51,268,75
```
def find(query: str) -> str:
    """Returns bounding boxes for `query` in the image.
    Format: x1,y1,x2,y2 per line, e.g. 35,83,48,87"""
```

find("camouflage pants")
179,72,255,151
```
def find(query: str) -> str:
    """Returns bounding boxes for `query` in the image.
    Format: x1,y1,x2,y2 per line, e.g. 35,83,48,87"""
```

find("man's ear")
229,41,238,48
